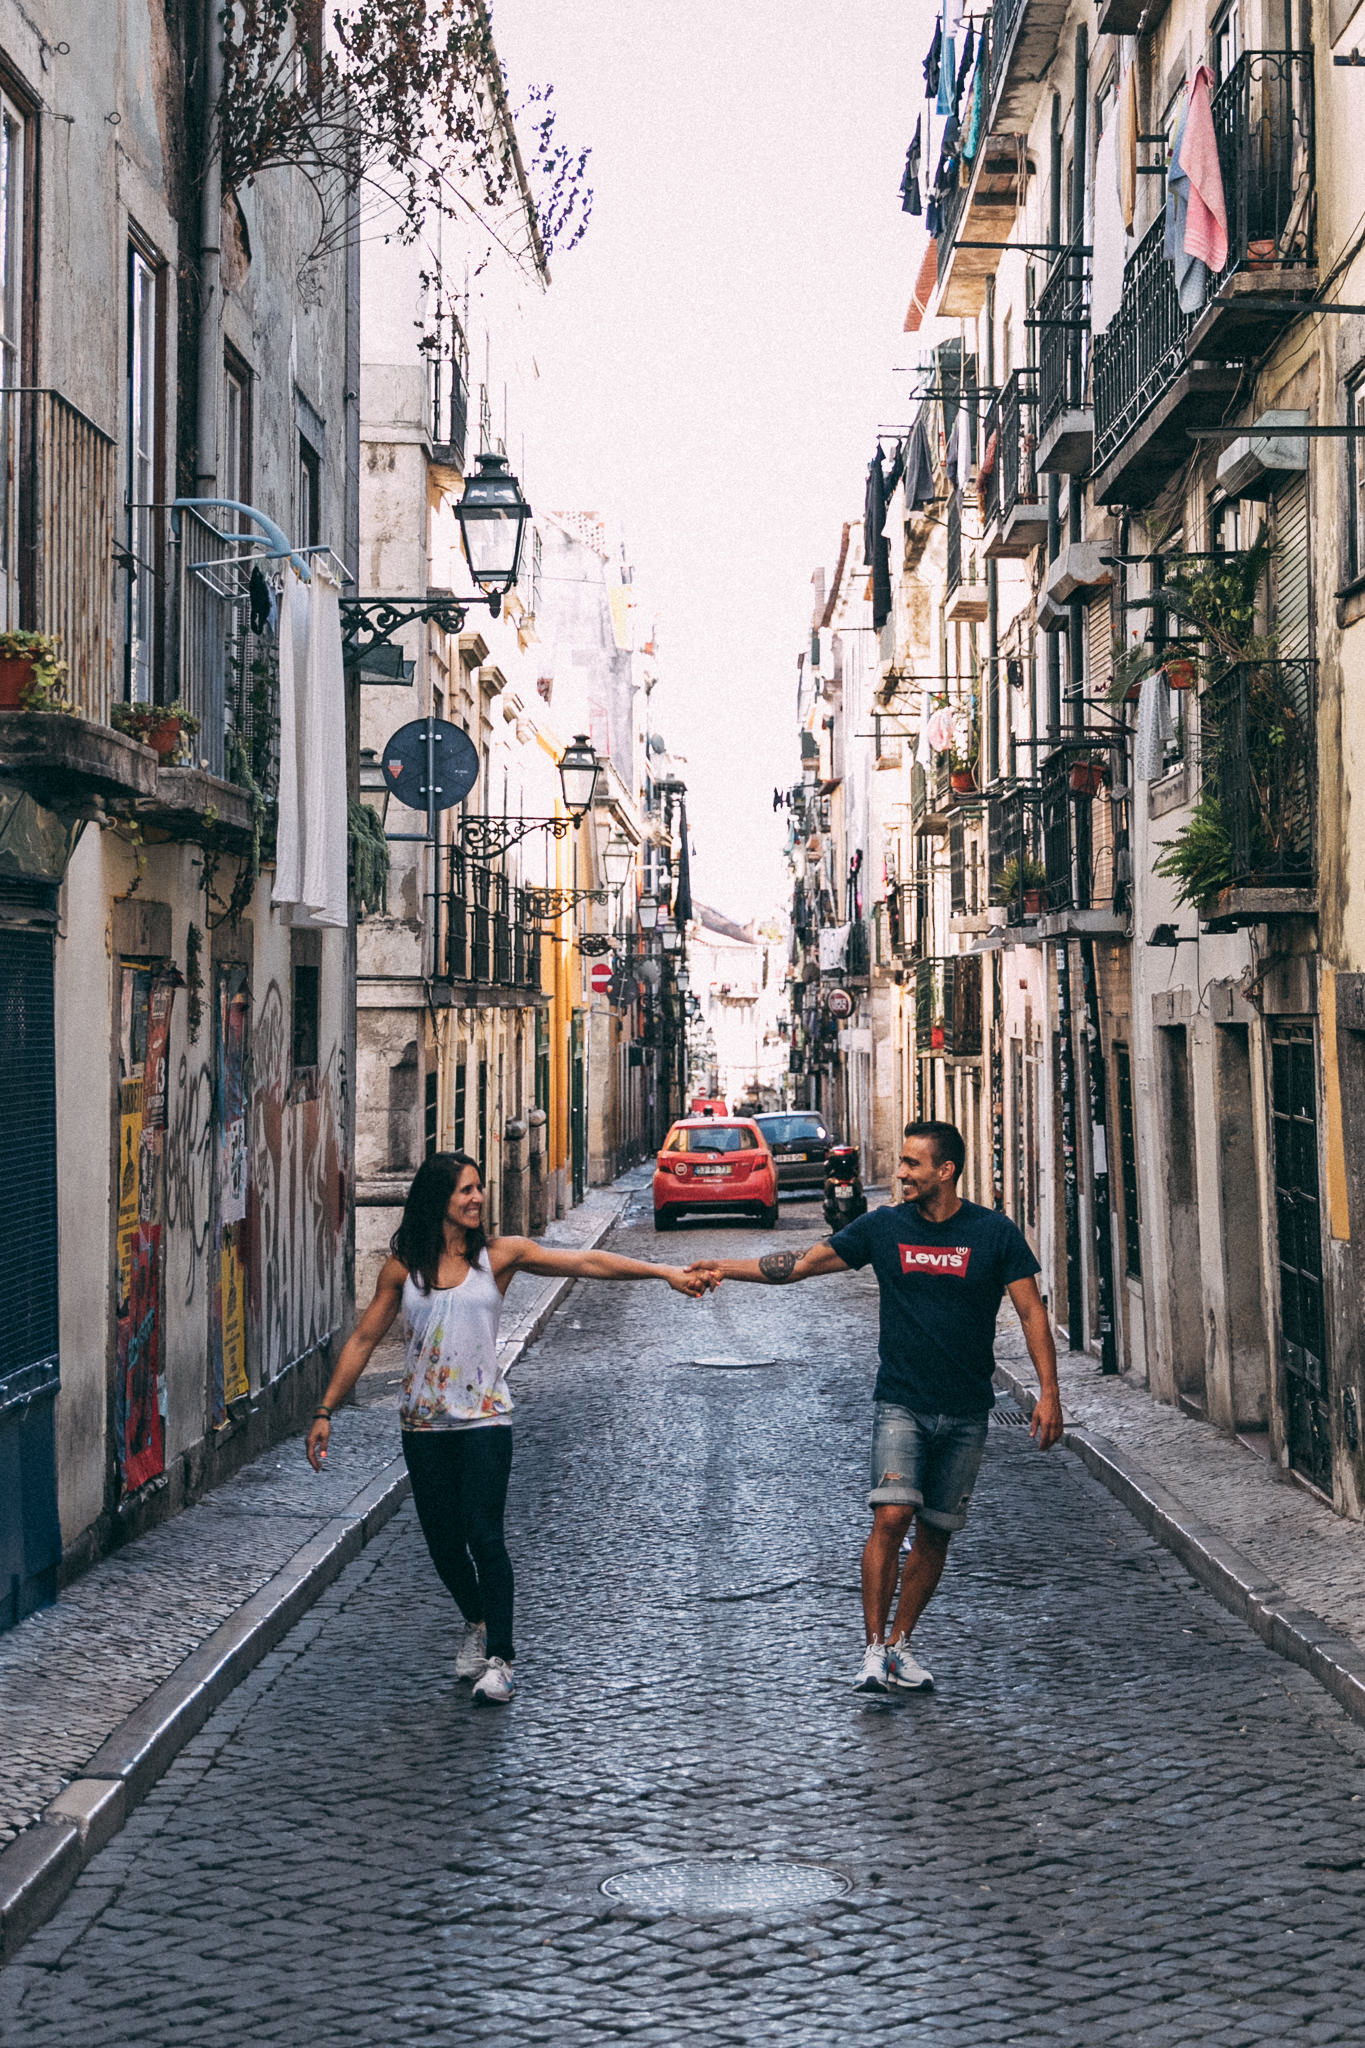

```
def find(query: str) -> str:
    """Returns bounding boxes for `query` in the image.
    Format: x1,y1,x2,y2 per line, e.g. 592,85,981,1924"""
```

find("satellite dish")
380,719,479,813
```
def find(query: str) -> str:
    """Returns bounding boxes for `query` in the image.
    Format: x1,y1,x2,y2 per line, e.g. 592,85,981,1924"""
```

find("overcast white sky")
492,0,934,926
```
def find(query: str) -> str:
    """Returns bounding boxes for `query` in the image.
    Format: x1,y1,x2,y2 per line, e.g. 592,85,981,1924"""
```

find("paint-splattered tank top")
399,1253,510,1431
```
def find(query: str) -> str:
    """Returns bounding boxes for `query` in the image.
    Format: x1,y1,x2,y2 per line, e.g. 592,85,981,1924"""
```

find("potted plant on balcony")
111,699,202,761
1154,796,1236,910
1107,525,1277,708
991,853,1047,916
0,631,68,711
948,718,980,794
1068,754,1109,798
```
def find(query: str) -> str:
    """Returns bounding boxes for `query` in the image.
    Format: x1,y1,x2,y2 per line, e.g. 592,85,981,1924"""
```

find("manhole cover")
601,1856,850,1914
683,1357,783,1371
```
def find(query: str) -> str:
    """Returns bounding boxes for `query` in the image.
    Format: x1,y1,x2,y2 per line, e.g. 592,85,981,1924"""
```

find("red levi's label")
898,1243,973,1277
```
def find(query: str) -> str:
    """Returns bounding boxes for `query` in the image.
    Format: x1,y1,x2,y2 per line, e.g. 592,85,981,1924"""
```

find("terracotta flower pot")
930,1024,945,1050
1124,679,1143,704
0,655,37,709
146,719,182,758
1022,888,1043,915
1247,238,1276,269
1069,760,1106,798
950,767,978,794
1164,658,1197,692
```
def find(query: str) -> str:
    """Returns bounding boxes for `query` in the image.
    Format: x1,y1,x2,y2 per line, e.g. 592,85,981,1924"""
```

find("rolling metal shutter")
1271,477,1310,659
0,928,58,1385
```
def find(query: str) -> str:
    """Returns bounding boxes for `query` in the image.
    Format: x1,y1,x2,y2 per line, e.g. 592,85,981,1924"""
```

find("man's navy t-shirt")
830,1198,1040,1417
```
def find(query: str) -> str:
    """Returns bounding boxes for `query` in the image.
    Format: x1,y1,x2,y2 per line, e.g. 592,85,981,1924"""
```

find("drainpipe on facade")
1066,29,1088,737
984,277,999,787
1079,938,1119,1372
1046,93,1063,739
196,0,223,494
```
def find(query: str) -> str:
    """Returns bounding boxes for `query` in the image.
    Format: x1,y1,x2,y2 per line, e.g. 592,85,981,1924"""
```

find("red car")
654,1117,779,1231
688,1096,728,1118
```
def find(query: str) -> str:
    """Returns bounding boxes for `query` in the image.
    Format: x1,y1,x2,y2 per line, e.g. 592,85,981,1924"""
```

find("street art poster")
115,966,175,1495
211,967,251,1421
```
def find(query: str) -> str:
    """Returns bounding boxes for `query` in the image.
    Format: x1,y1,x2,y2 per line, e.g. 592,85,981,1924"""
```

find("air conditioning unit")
1215,410,1307,500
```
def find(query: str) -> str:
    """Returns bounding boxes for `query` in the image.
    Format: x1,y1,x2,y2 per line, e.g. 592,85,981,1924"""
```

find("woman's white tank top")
399,1252,509,1431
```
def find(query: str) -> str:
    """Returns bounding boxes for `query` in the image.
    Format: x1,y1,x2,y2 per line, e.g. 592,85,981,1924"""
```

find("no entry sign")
590,959,613,996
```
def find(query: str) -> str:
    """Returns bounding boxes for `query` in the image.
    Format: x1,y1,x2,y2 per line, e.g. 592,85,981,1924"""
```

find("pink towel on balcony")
1179,66,1228,275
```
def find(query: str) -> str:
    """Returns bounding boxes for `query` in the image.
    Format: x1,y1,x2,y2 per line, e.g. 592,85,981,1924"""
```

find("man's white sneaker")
455,1622,488,1682
886,1638,934,1691
852,1642,890,1693
471,1655,515,1707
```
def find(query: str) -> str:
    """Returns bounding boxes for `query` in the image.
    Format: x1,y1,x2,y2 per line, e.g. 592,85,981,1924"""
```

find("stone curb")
995,1362,1365,1731
0,1195,630,1965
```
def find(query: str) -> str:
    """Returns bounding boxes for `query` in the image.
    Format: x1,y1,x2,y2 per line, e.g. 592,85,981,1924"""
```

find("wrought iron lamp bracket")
458,814,576,859
523,886,609,923
340,592,496,660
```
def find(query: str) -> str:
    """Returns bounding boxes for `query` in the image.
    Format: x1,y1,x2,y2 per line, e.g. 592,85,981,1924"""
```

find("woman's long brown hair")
391,1152,487,1293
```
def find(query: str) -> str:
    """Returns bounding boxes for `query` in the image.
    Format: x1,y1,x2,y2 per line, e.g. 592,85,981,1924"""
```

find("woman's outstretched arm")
490,1239,715,1296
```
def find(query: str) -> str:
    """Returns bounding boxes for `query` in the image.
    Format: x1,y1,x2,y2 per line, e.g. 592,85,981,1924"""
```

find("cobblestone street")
8,1190,1365,2045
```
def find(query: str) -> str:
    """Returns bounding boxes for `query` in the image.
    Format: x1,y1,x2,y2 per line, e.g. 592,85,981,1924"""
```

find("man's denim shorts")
869,1403,990,1530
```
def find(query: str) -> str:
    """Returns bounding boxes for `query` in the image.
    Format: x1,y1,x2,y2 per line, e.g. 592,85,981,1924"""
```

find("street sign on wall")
589,959,613,996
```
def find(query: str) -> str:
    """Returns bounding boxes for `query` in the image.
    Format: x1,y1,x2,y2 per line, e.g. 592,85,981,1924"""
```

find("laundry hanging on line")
1165,67,1228,313
901,118,922,216
923,20,942,96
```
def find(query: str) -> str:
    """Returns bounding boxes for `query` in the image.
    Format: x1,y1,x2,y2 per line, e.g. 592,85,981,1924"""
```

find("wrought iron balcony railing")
983,371,1040,530
1201,658,1316,891
436,847,543,991
1094,52,1315,476
171,506,279,789
989,780,1043,926
1,388,117,723
915,956,983,1057
1039,744,1126,914
845,917,871,980
946,488,963,597
428,350,468,468
1037,238,1089,444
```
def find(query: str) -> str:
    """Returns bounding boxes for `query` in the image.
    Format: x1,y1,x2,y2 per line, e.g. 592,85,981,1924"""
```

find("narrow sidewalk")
0,1179,635,1854
995,1318,1365,1726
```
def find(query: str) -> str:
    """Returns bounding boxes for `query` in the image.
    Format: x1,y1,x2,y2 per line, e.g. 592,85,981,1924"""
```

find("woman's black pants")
400,1427,515,1662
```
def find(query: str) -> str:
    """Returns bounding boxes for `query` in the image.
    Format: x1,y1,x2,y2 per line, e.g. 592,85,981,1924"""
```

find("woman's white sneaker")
852,1641,890,1692
455,1622,488,1682
471,1656,515,1706
886,1638,934,1691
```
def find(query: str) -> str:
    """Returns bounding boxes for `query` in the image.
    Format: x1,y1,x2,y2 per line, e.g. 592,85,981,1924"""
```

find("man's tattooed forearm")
758,1251,799,1283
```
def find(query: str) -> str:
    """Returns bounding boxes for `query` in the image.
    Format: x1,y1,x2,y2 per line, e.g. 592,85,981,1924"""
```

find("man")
691,1120,1062,1693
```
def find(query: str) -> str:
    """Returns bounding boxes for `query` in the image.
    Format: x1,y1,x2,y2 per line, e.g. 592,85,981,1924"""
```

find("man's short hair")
903,1120,966,1180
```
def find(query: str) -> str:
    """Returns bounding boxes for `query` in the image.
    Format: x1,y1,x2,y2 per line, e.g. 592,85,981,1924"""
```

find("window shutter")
1271,478,1310,659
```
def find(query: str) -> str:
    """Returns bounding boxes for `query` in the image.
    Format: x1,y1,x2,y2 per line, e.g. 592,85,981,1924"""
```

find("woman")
306,1151,712,1706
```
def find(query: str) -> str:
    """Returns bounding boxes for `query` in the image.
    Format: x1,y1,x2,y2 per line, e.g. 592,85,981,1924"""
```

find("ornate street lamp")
603,834,635,891
675,966,690,993
455,453,532,614
557,734,602,820
637,892,660,932
660,921,680,954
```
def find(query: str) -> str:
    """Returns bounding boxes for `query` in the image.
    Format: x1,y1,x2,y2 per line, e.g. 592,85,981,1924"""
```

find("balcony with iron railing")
0,387,159,811
915,955,983,1057
987,0,1072,134
435,847,544,994
934,126,1034,321
1092,52,1315,504
1199,658,1316,919
1037,742,1129,934
427,349,469,474
944,487,988,622
989,779,1043,926
1035,237,1092,474
983,371,1047,557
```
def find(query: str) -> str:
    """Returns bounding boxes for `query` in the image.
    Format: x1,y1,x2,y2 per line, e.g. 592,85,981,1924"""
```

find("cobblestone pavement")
8,1188,1365,2044
0,1188,624,1845
1023,1332,1365,1647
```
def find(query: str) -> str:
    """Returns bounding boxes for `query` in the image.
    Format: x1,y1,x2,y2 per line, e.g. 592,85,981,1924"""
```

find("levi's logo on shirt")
898,1243,972,1277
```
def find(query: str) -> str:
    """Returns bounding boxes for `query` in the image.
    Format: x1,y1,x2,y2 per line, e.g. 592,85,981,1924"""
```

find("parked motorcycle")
822,1142,868,1230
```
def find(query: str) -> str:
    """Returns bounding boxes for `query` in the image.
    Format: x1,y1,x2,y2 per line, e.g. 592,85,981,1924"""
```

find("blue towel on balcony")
1164,90,1208,314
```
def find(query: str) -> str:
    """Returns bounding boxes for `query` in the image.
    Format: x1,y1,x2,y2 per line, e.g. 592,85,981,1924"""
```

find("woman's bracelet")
313,1405,333,1422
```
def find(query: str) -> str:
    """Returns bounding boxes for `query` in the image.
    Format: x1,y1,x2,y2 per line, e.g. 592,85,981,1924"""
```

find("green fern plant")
1153,797,1236,909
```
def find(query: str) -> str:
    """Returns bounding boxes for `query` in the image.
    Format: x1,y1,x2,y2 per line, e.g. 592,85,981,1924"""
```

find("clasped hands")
669,1261,726,1298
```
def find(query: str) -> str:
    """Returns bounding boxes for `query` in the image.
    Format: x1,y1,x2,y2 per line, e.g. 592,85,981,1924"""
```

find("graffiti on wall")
249,977,345,1384
163,1054,213,1308
115,967,177,1493
210,967,250,1420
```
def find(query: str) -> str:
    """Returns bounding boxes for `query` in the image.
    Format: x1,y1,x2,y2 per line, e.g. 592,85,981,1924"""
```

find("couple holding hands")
306,1122,1062,1705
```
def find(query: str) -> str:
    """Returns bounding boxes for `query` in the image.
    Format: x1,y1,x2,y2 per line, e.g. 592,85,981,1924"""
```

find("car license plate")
786,1152,807,1162
695,1164,730,1176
